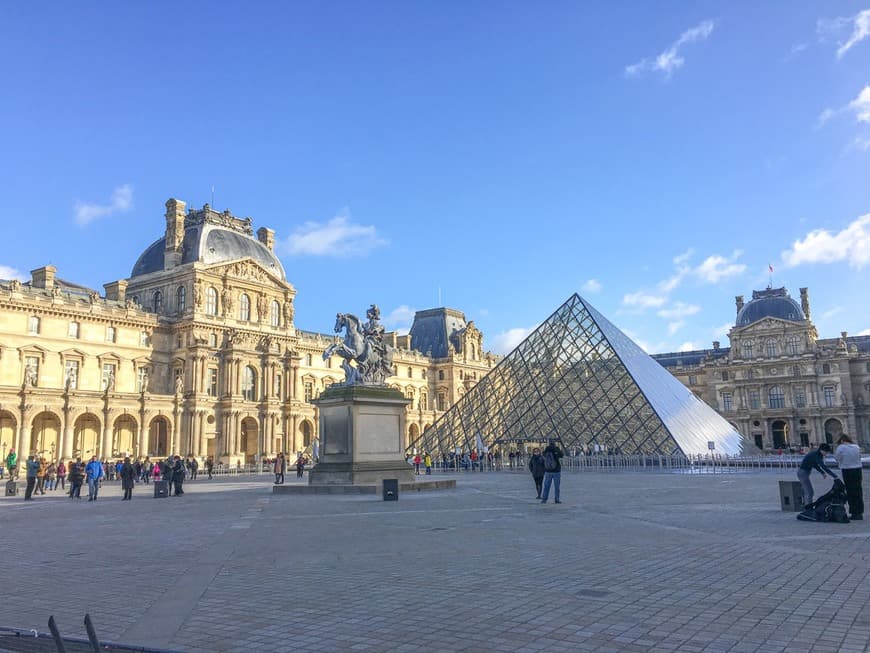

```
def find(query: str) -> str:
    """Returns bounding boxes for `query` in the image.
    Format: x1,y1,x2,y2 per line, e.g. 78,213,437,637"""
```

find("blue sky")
1,2,869,355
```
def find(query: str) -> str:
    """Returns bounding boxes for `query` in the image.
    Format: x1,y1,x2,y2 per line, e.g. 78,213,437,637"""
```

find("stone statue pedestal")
307,385,415,487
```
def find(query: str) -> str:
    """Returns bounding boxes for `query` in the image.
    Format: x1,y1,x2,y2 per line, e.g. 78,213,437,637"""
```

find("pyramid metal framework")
412,294,756,457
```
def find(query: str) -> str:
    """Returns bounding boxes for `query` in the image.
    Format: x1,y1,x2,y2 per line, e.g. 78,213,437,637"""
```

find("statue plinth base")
307,385,415,487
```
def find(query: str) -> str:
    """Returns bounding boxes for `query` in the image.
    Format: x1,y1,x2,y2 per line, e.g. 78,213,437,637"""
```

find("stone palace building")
0,199,497,467
653,287,870,450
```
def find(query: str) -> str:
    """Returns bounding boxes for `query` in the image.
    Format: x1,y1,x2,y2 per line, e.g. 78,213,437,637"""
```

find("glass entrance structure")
412,294,756,457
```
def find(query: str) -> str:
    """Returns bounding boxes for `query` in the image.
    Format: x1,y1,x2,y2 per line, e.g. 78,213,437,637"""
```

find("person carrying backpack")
528,448,546,499
540,439,564,504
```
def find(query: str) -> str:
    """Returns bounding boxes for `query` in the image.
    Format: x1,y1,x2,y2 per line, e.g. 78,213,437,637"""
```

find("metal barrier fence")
429,453,811,474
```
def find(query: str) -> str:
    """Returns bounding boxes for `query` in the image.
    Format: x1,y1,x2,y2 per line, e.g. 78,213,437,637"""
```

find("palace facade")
653,287,870,450
0,199,497,468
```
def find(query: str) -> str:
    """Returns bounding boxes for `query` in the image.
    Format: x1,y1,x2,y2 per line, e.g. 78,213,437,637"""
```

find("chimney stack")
164,198,186,269
31,265,57,290
257,227,275,252
103,279,128,303
713,341,720,350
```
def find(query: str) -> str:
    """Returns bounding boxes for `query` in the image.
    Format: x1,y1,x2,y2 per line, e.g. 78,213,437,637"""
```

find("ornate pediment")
202,259,293,290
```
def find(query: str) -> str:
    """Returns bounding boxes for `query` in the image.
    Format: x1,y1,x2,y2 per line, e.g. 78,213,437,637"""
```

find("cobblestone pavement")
1,470,869,653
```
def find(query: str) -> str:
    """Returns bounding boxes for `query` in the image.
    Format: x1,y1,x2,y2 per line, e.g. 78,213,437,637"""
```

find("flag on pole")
768,263,774,273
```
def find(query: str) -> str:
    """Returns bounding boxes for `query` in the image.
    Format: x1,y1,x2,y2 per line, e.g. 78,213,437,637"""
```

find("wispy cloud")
782,214,870,269
625,19,715,79
0,264,24,280
490,326,536,355
694,251,747,283
819,9,870,59
678,341,698,352
818,85,870,128
858,328,870,336
622,291,667,309
74,184,133,226
712,322,732,339
820,306,844,321
282,210,388,257
672,248,694,265
384,305,416,334
581,279,602,293
667,321,685,335
657,302,701,320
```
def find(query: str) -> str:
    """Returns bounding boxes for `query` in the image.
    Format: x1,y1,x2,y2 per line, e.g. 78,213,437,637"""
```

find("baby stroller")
797,478,850,523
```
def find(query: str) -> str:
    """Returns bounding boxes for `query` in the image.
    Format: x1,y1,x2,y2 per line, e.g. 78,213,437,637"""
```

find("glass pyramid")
413,294,756,457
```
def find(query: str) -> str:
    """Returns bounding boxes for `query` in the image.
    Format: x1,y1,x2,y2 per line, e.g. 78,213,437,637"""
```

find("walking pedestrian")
85,455,104,501
528,447,546,499
171,455,185,496
24,455,39,500
540,439,564,504
35,457,47,495
205,456,214,480
413,453,422,475
46,461,56,491
797,443,836,508
120,457,135,500
190,457,199,480
835,435,863,520
295,453,305,478
424,452,432,475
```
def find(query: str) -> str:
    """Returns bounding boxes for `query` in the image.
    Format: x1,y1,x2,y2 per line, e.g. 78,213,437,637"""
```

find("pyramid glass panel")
412,294,757,457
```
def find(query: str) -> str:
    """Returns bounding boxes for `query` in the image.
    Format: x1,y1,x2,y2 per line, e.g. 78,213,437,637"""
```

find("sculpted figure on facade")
65,366,77,391
283,299,294,325
175,373,184,396
9,279,20,292
193,280,203,307
221,287,233,315
323,304,394,386
257,293,268,322
105,368,115,393
23,362,37,388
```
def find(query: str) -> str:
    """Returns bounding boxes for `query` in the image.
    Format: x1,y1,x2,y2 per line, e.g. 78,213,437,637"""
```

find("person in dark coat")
171,455,185,496
273,453,285,484
68,458,84,499
528,448,546,499
119,457,136,500
797,443,836,508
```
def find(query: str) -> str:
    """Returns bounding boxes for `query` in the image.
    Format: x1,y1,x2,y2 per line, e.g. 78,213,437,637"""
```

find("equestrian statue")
323,304,394,386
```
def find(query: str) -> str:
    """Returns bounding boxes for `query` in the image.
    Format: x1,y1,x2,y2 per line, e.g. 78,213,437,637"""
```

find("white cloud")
849,86,870,123
384,305,416,334
782,214,870,269
820,306,844,321
622,328,667,355
678,341,698,352
694,252,747,283
836,9,870,58
581,279,602,293
657,302,701,320
816,107,837,129
0,265,24,280
712,322,732,339
282,211,388,257
858,328,870,336
622,291,667,309
625,20,715,79
658,267,690,292
490,327,536,355
667,321,684,335
74,184,133,226
672,248,694,265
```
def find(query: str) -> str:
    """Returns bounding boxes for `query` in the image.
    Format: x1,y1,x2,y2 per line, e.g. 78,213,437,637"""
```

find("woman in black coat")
120,457,136,500
528,448,546,499
68,458,85,499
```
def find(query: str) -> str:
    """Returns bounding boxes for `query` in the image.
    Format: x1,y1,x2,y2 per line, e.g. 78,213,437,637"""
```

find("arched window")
239,294,251,321
153,290,163,313
743,341,753,358
242,366,257,401
769,386,785,409
270,301,280,327
176,285,186,314
206,287,218,316
765,338,777,358
786,336,800,355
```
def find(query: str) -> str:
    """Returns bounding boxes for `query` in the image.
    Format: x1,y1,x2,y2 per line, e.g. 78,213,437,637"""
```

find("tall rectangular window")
420,393,428,410
688,375,697,386
28,316,40,334
68,321,79,338
824,386,835,408
304,382,313,403
794,389,806,408
140,331,149,346
106,326,116,343
273,373,282,400
102,363,116,390
722,392,732,411
65,360,79,389
207,368,218,397
749,390,760,410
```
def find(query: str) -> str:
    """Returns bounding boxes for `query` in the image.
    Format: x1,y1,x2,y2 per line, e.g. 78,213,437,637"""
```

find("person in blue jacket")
797,443,836,508
85,455,104,501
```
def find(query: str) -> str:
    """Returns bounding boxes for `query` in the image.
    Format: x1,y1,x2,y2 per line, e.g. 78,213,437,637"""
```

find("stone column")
61,407,74,460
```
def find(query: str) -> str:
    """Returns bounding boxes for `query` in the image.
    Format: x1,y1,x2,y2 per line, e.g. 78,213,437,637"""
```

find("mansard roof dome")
736,287,804,327
130,205,286,280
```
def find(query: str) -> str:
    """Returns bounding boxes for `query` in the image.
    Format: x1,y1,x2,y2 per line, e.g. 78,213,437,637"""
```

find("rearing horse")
323,313,369,385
